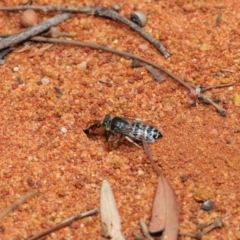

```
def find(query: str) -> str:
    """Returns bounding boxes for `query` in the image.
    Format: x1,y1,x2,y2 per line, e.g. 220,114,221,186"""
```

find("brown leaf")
149,176,179,240
145,65,165,82
160,177,179,240
141,136,179,239
148,176,165,233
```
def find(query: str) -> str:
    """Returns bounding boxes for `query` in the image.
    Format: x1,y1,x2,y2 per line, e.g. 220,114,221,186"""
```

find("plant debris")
141,136,179,239
100,180,125,240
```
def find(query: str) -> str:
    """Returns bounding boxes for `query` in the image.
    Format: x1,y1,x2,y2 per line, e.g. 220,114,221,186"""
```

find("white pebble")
41,76,50,85
139,44,148,50
61,127,67,133
13,66,19,72
77,61,87,71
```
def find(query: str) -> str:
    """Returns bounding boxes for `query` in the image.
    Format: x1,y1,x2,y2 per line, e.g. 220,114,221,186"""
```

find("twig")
179,216,223,239
0,5,171,58
215,9,222,26
0,5,94,13
202,82,235,92
27,208,98,240
0,33,227,116
179,232,202,239
93,7,171,58
220,69,236,73
199,94,227,116
29,36,191,90
0,191,37,220
141,136,161,176
139,219,154,240
0,12,71,51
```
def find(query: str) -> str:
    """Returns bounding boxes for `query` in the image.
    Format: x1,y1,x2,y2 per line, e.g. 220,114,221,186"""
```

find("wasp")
100,114,162,148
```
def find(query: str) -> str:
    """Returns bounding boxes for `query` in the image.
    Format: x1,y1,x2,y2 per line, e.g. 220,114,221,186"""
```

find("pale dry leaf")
14,44,31,53
100,179,125,240
28,44,53,57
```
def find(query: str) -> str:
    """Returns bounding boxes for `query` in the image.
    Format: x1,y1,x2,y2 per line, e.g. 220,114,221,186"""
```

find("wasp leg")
124,136,142,148
113,134,123,145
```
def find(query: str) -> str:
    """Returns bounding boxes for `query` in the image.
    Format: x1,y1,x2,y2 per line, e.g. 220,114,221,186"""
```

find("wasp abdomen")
131,123,162,142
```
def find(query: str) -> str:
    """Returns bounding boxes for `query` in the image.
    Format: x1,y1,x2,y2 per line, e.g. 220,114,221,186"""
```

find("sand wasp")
85,114,162,148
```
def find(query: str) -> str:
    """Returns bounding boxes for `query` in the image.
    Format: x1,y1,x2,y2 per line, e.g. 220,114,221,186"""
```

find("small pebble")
139,44,148,50
201,199,213,211
41,76,50,85
200,43,210,52
112,3,121,12
77,61,87,71
130,11,147,27
13,66,19,72
61,127,67,134
210,128,218,135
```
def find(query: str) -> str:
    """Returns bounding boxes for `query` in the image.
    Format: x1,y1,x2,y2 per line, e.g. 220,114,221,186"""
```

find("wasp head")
101,114,112,131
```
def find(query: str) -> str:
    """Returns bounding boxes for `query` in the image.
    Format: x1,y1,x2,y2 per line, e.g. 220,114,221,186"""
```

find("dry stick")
139,219,154,240
179,216,223,239
29,36,226,116
202,82,234,92
28,37,189,88
0,191,37,220
27,208,98,240
0,5,94,13
0,12,71,51
141,136,161,176
0,32,227,116
0,5,171,58
93,7,171,58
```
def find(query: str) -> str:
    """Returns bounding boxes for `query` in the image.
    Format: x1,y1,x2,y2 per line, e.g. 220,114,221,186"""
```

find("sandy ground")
0,0,240,239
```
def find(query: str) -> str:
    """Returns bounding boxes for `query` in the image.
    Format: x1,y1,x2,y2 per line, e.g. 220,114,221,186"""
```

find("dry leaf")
233,92,240,106
149,176,179,240
100,179,125,240
14,44,31,53
28,44,53,57
148,176,165,233
160,177,179,240
145,65,165,82
141,136,179,239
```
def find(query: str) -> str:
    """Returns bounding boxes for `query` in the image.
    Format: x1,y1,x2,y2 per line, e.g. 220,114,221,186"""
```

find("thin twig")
0,33,227,116
0,191,37,220
93,7,171,58
0,5,171,58
141,136,161,177
29,36,191,90
0,13,71,50
220,69,236,73
179,232,202,239
202,82,235,92
0,5,93,13
27,208,98,240
139,219,154,240
215,9,222,26
199,94,227,116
